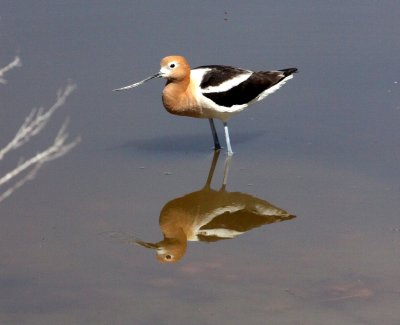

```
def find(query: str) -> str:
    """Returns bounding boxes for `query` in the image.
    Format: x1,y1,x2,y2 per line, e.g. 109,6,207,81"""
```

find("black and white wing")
193,65,297,108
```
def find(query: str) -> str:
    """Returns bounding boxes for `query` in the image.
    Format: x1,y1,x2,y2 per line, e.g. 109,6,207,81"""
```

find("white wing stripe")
201,72,252,93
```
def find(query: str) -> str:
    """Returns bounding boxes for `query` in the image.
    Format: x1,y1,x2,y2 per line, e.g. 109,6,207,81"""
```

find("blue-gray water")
1,1,399,324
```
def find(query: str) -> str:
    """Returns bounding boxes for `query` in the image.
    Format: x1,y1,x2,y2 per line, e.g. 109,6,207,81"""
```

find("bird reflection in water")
133,151,295,263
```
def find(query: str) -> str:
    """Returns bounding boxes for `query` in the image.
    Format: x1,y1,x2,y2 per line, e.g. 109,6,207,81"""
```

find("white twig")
0,83,76,160
0,164,42,203
0,124,80,188
0,83,80,203
0,56,22,84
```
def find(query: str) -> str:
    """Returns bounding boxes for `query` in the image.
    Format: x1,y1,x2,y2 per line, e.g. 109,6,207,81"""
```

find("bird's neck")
162,78,189,111
162,77,201,117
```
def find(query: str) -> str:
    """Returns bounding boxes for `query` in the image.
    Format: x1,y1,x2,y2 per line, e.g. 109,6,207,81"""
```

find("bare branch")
0,163,42,203
0,126,80,188
0,83,77,160
0,124,80,203
0,82,80,204
0,56,22,84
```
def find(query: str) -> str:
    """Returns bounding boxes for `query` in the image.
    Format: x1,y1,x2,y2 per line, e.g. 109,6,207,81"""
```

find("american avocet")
114,56,297,155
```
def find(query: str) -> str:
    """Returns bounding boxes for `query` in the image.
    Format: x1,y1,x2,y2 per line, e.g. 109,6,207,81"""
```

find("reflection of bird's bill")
113,73,162,91
129,239,158,249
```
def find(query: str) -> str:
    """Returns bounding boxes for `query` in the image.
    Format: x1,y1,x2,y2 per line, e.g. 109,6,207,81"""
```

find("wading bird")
114,55,297,155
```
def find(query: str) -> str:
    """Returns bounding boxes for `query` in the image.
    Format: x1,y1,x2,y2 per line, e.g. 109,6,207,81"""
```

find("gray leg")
221,154,232,190
205,150,220,188
223,122,233,155
208,118,221,150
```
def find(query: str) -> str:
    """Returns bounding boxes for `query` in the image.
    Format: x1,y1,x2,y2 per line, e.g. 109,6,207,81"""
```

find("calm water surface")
1,2,399,324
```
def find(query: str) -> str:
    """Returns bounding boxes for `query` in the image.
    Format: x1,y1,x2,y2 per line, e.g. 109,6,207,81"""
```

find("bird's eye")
169,63,176,69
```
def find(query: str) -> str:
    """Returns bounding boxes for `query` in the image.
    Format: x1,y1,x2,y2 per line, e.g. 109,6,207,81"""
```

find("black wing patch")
279,68,298,77
194,65,250,89
202,71,290,108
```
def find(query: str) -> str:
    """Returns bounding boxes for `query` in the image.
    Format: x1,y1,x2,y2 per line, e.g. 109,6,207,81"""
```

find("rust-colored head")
159,55,191,82
113,55,191,91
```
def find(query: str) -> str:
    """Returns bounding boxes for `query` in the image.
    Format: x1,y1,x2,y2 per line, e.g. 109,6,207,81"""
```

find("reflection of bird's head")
155,239,187,263
133,237,187,263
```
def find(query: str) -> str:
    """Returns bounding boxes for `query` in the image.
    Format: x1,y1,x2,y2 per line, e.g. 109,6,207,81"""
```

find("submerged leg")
205,150,220,188
221,154,232,190
223,122,233,155
208,118,221,151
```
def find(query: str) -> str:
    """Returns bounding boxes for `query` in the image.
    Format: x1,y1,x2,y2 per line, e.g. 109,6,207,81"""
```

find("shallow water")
1,1,400,324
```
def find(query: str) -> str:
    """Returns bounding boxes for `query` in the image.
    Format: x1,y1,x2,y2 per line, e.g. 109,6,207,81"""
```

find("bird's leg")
208,118,221,151
205,150,220,188
223,122,233,155
221,154,232,190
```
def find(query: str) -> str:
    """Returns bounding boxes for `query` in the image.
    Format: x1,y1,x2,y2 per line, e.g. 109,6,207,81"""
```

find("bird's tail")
279,68,298,77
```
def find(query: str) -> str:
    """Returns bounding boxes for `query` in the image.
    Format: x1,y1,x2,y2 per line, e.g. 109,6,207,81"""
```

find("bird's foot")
213,145,222,151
